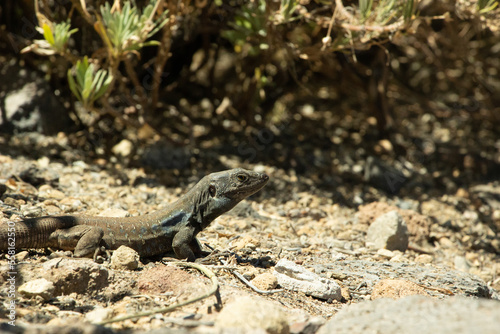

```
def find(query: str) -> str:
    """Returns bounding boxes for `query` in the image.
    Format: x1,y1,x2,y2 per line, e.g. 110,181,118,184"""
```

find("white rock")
110,245,140,270
251,272,278,291
18,278,55,301
454,255,471,273
366,210,409,251
217,296,289,334
112,139,133,157
85,307,114,323
377,248,395,258
273,259,342,301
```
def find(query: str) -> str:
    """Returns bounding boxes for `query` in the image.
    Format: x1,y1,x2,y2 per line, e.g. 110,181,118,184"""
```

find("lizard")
0,168,269,261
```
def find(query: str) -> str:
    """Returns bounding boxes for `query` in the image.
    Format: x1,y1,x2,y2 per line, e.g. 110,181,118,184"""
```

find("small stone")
38,185,66,200
454,256,471,273
337,231,352,240
390,251,405,262
290,316,326,334
439,237,454,248
54,310,83,321
233,235,261,250
110,246,140,270
340,286,351,301
85,307,114,323
217,296,289,334
492,209,500,221
463,210,479,222
415,254,433,263
357,202,431,245
242,266,260,280
251,272,278,291
378,139,393,152
366,210,409,252
58,198,84,212
377,248,395,258
14,250,30,261
18,278,55,301
455,188,469,198
273,259,342,301
112,139,133,157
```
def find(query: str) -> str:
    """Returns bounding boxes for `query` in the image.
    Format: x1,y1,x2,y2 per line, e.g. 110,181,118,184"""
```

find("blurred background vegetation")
0,0,499,197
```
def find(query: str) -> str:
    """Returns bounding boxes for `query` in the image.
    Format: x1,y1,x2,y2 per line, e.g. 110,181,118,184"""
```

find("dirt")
0,132,499,332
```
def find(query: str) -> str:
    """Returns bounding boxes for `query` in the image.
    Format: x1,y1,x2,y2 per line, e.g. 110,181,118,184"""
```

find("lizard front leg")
48,225,104,258
172,226,200,261
189,237,211,258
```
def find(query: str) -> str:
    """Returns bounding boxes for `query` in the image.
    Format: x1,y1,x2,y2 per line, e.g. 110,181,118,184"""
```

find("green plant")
359,0,374,22
22,21,78,56
222,0,268,56
403,0,414,21
97,0,169,58
42,21,78,53
478,0,498,13
357,0,414,25
67,57,113,110
278,0,298,23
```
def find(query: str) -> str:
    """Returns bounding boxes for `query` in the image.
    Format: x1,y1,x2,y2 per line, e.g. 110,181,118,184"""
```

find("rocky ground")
0,132,499,334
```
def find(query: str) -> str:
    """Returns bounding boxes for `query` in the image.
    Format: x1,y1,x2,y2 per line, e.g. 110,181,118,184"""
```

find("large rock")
18,278,55,301
217,296,289,334
317,295,500,334
273,259,342,301
0,59,73,134
5,258,110,296
311,260,492,299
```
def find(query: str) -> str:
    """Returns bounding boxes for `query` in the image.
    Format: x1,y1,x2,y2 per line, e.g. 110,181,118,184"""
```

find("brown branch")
150,1,173,110
69,0,95,26
124,56,149,110
335,0,354,20
98,98,144,129
337,19,406,33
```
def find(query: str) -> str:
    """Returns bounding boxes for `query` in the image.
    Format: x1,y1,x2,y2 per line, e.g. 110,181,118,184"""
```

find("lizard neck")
178,179,237,230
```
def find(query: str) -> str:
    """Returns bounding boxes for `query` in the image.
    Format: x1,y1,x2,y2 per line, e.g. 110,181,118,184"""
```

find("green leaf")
94,72,113,100
42,24,55,46
75,57,88,89
67,68,82,101
139,40,160,47
359,0,373,21
100,0,168,56
403,0,414,21
81,63,95,100
67,55,112,107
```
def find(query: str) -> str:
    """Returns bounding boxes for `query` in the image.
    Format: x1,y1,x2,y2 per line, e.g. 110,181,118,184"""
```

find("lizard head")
208,168,269,201
191,168,269,226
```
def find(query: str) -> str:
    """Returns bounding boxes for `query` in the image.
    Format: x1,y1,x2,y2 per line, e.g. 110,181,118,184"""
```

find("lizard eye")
209,185,216,197
237,174,248,182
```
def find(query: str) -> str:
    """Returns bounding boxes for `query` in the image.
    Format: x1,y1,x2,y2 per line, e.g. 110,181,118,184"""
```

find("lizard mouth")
229,173,269,198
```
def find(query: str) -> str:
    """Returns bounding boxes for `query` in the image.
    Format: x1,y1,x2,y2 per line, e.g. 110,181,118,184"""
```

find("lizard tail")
0,217,76,251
